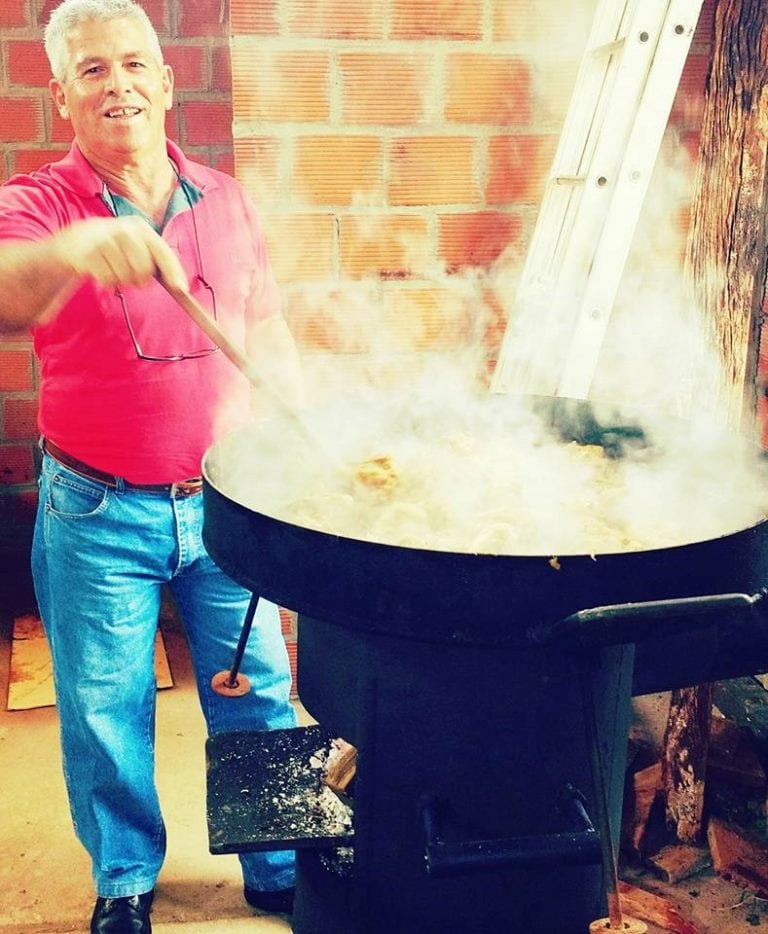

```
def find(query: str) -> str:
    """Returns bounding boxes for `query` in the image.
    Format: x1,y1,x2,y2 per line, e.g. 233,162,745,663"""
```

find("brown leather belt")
43,439,204,497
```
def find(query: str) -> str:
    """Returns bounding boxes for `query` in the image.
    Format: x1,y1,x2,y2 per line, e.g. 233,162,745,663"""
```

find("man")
0,1,301,931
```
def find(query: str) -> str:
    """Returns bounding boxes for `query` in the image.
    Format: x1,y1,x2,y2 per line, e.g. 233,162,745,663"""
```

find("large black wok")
202,395,768,687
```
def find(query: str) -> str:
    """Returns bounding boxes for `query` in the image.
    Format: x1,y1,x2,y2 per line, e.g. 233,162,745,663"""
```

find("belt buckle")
171,479,203,498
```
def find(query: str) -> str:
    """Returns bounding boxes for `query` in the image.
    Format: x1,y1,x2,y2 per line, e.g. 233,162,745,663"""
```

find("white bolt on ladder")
491,0,704,399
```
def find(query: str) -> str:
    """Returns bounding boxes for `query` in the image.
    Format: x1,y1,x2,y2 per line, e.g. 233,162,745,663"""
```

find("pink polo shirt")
0,141,280,483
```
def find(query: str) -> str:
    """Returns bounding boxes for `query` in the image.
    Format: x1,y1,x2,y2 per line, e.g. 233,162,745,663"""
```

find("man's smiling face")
49,16,173,164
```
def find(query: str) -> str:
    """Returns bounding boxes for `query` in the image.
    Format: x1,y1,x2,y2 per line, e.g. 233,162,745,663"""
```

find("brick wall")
229,0,716,408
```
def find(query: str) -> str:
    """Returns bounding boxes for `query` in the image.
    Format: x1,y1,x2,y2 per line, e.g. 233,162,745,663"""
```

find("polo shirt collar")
48,139,218,198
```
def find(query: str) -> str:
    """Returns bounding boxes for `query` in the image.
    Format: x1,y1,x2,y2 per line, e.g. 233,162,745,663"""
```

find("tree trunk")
684,0,768,430
663,0,768,847
662,683,713,842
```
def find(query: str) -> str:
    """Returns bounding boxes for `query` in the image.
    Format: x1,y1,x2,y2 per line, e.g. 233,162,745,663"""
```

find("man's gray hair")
44,0,163,80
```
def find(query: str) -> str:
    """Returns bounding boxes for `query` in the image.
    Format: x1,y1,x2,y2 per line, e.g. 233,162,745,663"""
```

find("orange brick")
285,640,298,698
486,134,558,205
339,214,430,279
389,137,478,207
0,97,44,143
493,0,591,43
0,330,33,343
50,101,75,143
163,44,206,91
178,1,227,37
445,55,532,126
693,0,717,48
288,0,385,39
165,105,181,144
339,53,429,126
211,46,232,93
212,150,235,176
0,0,28,27
12,148,69,175
137,0,170,35
0,443,35,486
7,41,52,88
0,350,34,391
384,287,474,352
182,100,233,146
3,397,38,440
283,282,379,353
231,47,329,122
234,137,282,205
262,214,336,282
534,63,581,129
230,0,279,36
680,129,702,166
279,606,297,638
294,136,383,206
392,0,482,40
439,211,523,271
670,53,708,128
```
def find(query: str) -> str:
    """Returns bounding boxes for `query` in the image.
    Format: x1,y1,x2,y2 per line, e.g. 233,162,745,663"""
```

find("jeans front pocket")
46,470,109,519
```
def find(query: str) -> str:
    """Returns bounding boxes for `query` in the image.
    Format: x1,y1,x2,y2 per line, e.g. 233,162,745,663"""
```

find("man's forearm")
0,239,75,332
247,314,306,418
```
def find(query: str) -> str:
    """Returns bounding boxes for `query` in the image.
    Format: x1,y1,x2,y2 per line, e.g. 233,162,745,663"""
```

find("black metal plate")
206,726,354,854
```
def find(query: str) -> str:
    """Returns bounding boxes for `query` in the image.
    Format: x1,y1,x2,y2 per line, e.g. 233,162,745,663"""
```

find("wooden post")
684,0,768,430
662,684,713,842
661,0,768,846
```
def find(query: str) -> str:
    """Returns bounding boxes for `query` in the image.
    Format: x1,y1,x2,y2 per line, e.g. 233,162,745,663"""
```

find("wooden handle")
158,276,331,455
158,278,265,388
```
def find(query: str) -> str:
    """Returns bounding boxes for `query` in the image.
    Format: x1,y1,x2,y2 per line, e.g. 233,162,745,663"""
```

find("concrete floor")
0,601,302,934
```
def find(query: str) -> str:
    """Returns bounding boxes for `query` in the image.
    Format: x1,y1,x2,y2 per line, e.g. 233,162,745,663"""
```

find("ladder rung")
589,37,626,58
554,175,587,186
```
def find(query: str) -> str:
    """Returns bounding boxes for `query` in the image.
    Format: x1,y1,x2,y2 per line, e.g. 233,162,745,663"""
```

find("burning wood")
322,737,357,798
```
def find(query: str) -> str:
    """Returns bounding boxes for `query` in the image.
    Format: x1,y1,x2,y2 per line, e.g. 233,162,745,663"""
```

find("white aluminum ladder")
490,0,704,399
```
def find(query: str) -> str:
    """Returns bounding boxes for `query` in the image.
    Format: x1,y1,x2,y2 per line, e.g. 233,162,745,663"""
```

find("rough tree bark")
662,683,713,842
684,0,768,429
665,0,768,844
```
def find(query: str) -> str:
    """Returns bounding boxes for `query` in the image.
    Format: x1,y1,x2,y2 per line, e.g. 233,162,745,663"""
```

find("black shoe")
244,884,295,914
90,890,154,934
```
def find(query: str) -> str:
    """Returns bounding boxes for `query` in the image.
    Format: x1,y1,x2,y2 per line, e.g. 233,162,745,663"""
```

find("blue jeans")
32,452,296,898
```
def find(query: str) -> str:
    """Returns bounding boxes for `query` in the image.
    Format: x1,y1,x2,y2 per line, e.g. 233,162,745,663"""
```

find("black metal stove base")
290,616,635,934
293,847,606,934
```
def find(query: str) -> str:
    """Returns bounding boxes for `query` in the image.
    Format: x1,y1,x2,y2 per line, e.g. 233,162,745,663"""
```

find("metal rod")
225,592,260,689
579,662,624,931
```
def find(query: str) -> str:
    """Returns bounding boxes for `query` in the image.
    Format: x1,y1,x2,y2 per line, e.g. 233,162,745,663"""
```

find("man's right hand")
52,216,188,293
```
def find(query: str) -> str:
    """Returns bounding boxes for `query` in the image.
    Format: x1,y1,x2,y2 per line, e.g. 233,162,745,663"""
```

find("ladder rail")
547,1,671,317
513,0,656,295
556,0,705,398
491,0,704,398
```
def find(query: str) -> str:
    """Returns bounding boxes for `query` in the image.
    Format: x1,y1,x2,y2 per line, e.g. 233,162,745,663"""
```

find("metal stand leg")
210,592,260,697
